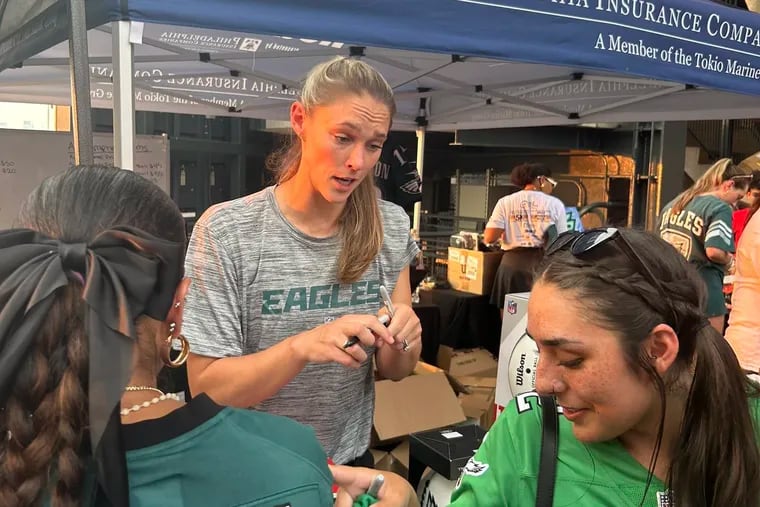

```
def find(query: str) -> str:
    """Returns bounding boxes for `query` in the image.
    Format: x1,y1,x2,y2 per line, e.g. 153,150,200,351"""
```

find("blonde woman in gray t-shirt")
183,57,422,468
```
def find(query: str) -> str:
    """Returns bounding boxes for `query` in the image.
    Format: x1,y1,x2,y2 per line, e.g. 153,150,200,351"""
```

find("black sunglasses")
546,227,679,330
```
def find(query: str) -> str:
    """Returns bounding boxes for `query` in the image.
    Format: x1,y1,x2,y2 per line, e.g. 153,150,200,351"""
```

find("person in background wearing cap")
182,56,422,469
484,162,567,317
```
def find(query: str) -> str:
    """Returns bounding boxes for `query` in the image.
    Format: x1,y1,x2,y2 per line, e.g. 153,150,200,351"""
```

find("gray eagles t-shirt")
182,186,418,463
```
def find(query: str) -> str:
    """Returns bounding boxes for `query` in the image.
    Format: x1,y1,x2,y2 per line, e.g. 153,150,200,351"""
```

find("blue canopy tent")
3,1,760,93
1,0,760,228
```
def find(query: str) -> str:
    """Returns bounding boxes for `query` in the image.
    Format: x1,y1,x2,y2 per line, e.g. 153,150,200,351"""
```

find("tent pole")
68,0,93,165
413,126,426,232
112,21,135,170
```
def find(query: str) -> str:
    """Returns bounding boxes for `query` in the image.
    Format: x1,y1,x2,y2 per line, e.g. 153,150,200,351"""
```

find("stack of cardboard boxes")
370,347,499,479
438,346,499,430
371,366,465,478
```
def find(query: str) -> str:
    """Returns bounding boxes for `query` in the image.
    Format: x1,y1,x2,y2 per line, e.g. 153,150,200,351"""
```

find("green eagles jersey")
658,195,734,270
450,392,760,507
54,394,334,507
658,195,734,316
123,395,335,506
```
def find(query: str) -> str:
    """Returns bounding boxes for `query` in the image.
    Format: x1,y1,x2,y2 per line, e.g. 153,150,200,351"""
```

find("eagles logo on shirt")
456,456,489,489
660,229,692,259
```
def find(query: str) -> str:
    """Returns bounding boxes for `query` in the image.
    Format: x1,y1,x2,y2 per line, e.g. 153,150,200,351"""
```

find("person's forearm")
706,247,732,265
188,335,308,408
483,228,503,244
375,344,419,381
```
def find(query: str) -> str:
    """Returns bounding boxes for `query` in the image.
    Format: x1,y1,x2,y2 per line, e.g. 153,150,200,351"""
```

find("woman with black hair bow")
0,166,415,507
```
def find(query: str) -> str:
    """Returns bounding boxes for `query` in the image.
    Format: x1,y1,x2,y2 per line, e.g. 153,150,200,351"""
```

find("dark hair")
750,170,760,191
0,166,185,507
510,162,552,187
537,229,760,507
750,192,760,223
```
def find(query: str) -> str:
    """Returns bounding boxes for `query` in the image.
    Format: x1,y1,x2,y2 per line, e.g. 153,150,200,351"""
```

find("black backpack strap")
535,395,559,507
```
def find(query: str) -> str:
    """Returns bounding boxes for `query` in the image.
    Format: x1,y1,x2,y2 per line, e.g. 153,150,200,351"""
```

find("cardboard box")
447,247,502,295
414,360,471,396
373,372,467,444
500,292,530,343
370,448,390,469
390,440,410,478
495,293,539,415
457,376,497,430
413,360,444,376
371,441,411,478
437,346,498,378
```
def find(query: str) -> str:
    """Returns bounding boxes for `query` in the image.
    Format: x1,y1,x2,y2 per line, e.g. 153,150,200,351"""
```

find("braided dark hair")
0,166,185,506
0,286,86,507
537,228,760,507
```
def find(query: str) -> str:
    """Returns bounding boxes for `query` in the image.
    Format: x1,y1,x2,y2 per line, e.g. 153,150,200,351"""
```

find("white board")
0,130,170,228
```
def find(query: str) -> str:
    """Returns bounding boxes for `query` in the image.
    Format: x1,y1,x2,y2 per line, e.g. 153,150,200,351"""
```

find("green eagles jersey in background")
658,195,734,316
658,195,734,268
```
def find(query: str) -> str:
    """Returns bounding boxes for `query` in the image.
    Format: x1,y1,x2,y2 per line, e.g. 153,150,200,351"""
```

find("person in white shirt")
484,162,567,315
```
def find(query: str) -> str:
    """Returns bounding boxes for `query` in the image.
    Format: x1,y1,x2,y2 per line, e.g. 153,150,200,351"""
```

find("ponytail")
0,286,89,507
670,326,760,506
337,175,383,283
672,158,735,213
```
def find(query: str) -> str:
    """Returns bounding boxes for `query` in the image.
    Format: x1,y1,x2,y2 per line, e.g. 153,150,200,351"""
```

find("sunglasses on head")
541,176,558,188
730,175,753,185
546,227,679,330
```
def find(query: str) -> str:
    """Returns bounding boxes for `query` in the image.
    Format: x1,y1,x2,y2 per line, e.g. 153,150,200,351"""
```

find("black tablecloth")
413,302,441,365
419,288,502,357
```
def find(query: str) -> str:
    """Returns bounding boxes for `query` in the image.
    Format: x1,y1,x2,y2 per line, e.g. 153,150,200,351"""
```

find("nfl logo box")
495,293,539,414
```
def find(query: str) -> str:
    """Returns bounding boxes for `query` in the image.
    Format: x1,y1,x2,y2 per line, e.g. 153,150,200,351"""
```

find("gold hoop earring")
166,334,190,368
161,323,190,368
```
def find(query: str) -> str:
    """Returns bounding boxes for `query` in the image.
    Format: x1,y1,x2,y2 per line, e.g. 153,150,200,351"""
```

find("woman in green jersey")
451,228,760,507
658,158,752,333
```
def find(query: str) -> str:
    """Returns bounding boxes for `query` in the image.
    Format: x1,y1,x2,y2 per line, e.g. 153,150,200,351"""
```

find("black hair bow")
0,226,183,506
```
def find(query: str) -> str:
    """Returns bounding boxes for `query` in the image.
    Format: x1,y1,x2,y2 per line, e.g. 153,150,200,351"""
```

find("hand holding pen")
379,285,422,355
341,285,395,350
330,465,419,507
291,313,393,369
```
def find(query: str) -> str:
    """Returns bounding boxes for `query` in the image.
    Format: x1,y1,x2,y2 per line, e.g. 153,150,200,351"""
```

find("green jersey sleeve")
450,393,544,506
704,202,735,253
449,413,515,506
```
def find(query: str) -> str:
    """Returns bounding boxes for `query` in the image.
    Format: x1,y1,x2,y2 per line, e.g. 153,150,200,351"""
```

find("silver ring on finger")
402,338,410,352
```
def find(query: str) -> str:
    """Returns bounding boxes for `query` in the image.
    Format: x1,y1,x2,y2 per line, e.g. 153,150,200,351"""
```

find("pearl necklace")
125,385,164,395
121,386,181,416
